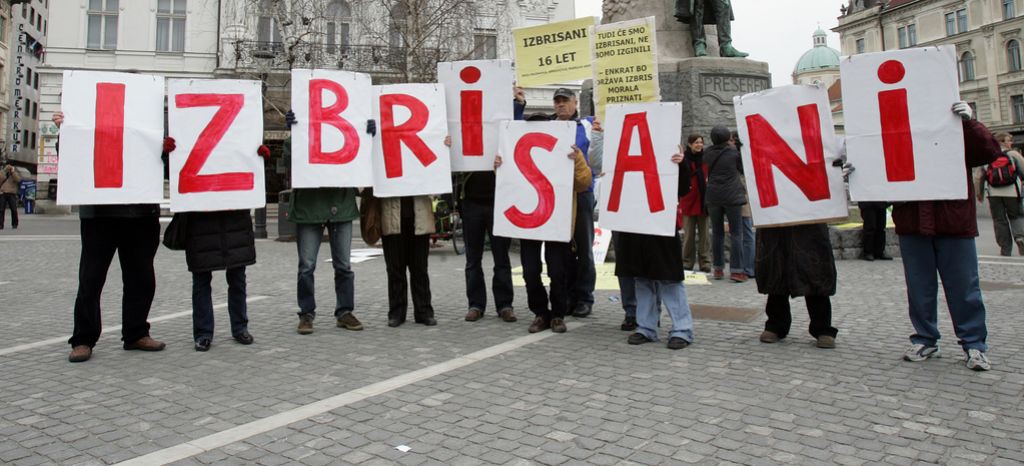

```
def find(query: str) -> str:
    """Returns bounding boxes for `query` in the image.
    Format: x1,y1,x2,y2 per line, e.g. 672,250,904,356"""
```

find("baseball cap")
553,88,576,99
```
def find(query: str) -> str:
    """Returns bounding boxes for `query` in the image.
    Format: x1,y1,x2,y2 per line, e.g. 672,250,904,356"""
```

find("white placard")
734,85,849,227
56,71,165,205
841,46,966,202
437,60,515,172
290,69,374,188
598,102,683,237
168,79,266,212
493,121,577,242
371,84,452,197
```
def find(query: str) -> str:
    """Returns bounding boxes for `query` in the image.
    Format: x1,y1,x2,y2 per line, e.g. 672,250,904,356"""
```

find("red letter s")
504,132,557,229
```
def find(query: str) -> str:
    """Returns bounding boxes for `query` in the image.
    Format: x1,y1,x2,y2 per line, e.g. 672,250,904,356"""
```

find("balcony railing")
231,40,440,76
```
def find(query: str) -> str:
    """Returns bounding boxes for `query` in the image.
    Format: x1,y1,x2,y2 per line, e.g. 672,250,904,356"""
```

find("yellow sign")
591,17,661,121
513,17,597,87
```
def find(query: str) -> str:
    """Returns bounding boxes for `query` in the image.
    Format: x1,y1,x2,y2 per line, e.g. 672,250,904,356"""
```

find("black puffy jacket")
184,210,256,273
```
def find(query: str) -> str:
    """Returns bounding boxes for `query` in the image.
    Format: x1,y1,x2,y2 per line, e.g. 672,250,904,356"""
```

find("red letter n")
504,132,557,229
94,83,126,188
746,104,831,208
175,94,254,193
379,93,437,178
607,112,663,213
309,79,360,164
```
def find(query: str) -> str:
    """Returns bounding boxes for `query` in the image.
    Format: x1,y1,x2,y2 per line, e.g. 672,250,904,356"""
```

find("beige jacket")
0,166,21,194
570,149,593,237
974,149,1024,199
381,195,436,236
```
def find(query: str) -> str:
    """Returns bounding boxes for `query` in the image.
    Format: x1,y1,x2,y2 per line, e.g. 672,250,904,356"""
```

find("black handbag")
162,213,188,250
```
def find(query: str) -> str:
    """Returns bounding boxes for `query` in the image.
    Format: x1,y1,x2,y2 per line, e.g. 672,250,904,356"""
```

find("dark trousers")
520,240,571,320
709,204,744,271
462,199,514,312
382,225,433,322
70,217,160,348
192,267,249,341
859,202,888,256
567,191,596,308
0,192,17,228
764,294,838,339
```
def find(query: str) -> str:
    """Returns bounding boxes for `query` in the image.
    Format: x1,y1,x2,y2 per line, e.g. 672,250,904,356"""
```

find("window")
1009,40,1022,72
1013,95,1024,124
29,7,34,27
33,72,38,90
31,132,36,150
957,9,968,33
898,26,907,49
1004,0,1016,20
472,34,497,59
960,51,975,81
856,38,865,54
87,0,119,50
907,24,917,47
389,1,408,48
325,0,351,53
946,12,956,36
156,0,186,52
898,25,916,48
256,0,282,44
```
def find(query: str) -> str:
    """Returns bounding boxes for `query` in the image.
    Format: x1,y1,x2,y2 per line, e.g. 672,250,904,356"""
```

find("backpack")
986,152,1020,187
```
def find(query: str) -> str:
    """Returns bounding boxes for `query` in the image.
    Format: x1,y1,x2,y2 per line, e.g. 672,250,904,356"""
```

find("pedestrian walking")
975,132,1024,256
0,161,21,230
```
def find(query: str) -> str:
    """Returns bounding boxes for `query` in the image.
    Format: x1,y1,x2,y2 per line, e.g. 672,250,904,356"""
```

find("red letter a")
94,83,126,188
309,79,360,164
746,104,831,208
504,132,557,229
607,112,663,213
379,93,437,178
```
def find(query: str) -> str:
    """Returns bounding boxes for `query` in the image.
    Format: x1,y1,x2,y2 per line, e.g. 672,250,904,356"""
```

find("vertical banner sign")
841,46,966,201
733,85,849,227
371,84,452,197
168,79,266,212
493,120,577,242
590,17,661,122
56,71,165,205
513,17,597,87
598,102,682,237
290,69,374,188
437,60,514,172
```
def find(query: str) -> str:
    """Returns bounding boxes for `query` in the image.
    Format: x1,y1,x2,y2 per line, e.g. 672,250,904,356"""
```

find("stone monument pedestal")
658,57,771,138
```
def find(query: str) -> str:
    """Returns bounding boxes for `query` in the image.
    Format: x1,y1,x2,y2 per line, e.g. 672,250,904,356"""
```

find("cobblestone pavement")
1,215,1022,465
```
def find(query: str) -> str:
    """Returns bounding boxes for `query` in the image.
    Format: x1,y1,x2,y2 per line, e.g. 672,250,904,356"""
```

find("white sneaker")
903,344,940,362
965,349,991,371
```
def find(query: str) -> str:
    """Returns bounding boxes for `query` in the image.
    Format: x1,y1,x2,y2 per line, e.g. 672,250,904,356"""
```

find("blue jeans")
568,191,596,308
899,235,987,351
192,267,248,341
461,199,514,312
296,222,354,318
634,279,694,342
708,204,744,272
742,216,755,277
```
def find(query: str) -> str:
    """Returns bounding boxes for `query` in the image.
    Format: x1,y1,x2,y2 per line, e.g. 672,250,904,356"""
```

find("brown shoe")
498,308,517,322
713,268,724,280
550,318,567,333
465,308,484,322
68,345,92,363
730,272,748,283
336,313,364,331
759,330,780,343
816,335,836,349
297,314,314,335
123,336,165,351
528,316,549,333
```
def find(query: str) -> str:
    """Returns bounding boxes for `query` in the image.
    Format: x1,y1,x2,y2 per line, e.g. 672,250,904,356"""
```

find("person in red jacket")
888,102,1000,371
678,134,711,272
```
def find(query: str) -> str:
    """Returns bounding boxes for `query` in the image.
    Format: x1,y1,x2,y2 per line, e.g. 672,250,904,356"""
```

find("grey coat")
703,143,747,207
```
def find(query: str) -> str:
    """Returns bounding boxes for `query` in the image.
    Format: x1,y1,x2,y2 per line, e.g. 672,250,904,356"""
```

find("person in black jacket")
703,125,747,282
55,111,169,363
168,142,270,351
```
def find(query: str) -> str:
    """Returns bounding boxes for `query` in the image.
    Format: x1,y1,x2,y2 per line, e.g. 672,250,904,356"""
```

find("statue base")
659,57,771,139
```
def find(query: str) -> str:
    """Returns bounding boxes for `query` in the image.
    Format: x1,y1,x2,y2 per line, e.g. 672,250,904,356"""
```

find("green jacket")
283,137,359,224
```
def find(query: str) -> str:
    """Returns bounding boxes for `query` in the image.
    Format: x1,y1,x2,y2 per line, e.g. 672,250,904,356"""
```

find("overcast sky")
575,0,848,86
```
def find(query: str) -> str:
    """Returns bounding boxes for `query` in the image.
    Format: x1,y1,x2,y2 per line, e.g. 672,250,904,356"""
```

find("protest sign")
168,79,266,212
733,85,849,227
56,71,165,205
598,102,682,236
841,46,966,202
591,17,660,121
494,120,577,242
437,60,515,172
513,17,597,87
290,69,374,188
371,84,452,197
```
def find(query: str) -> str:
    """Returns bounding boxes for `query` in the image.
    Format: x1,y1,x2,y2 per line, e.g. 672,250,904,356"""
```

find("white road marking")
0,235,80,241
115,324,579,466
0,296,269,357
979,261,1024,267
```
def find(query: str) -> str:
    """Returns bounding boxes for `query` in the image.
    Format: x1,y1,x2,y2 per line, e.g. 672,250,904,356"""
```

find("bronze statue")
674,0,748,58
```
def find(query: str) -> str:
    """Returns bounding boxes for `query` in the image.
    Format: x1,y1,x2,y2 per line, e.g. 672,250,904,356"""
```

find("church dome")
794,28,841,74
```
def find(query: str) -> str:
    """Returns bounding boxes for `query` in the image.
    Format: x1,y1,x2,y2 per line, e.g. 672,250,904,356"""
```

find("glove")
285,110,297,127
952,101,973,121
366,119,377,136
257,145,271,160
163,137,176,154
832,152,855,182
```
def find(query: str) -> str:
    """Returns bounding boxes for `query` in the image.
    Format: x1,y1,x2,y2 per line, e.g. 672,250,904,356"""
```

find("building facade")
7,0,46,169
835,0,1024,143
0,1,13,157
793,28,841,88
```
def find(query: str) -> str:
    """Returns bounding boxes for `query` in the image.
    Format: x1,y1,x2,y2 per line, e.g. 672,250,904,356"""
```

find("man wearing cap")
549,88,597,318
